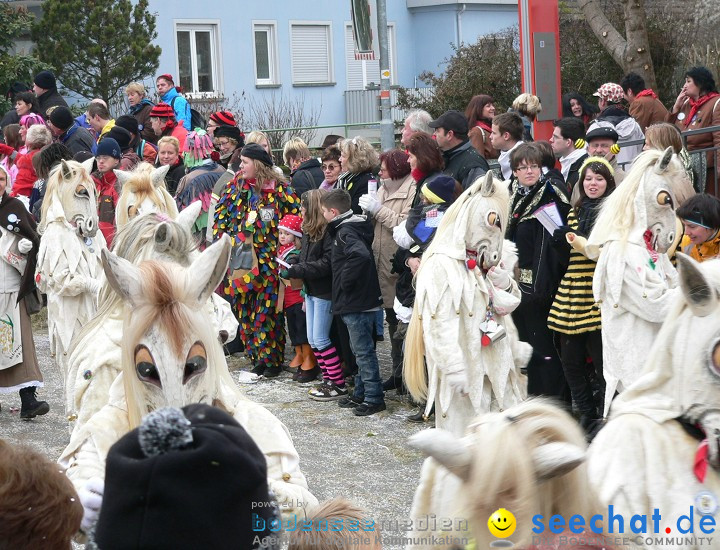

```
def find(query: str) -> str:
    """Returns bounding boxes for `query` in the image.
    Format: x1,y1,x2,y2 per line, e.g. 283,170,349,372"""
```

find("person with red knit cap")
206,110,237,138
148,102,188,152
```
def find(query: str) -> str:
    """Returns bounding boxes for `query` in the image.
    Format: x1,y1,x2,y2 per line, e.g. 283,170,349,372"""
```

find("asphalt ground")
1,311,430,549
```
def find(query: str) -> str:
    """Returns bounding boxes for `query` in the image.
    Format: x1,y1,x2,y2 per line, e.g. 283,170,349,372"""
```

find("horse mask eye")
712,341,720,377
487,211,501,229
135,345,161,387
657,191,673,209
184,341,207,384
75,184,90,198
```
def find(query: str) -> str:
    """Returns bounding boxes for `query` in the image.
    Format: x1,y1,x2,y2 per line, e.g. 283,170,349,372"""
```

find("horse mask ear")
176,201,202,230
676,252,717,317
480,171,495,197
60,159,73,180
151,165,171,188
186,234,231,306
80,157,95,177
408,429,472,481
654,146,674,174
101,249,144,307
532,442,586,481
114,169,133,189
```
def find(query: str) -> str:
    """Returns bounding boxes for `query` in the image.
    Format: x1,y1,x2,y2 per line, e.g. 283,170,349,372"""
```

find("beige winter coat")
370,173,416,308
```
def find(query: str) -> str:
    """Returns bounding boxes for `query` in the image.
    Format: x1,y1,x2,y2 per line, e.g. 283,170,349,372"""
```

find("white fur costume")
36,161,105,397
588,255,720,550
587,149,681,415
405,174,530,549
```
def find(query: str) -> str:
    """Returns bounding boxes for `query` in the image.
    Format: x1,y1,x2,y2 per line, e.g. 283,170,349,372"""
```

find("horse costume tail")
403,303,428,402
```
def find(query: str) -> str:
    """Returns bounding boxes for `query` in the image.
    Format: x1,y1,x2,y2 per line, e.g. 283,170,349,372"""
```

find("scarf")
474,120,492,133
576,197,604,237
685,91,720,128
635,89,658,100
559,148,587,181
506,175,569,240
0,193,39,302
411,168,427,183
129,98,154,115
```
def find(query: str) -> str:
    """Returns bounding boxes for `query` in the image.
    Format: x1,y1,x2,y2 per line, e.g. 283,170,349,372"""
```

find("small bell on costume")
479,304,506,346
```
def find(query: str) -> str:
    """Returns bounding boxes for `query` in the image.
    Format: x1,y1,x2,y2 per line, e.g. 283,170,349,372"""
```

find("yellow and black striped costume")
547,209,601,334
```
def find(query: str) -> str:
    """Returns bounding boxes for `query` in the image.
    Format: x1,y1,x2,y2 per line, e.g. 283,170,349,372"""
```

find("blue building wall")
146,1,517,126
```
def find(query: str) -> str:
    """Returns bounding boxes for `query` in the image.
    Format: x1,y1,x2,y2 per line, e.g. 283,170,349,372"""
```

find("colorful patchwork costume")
213,175,299,370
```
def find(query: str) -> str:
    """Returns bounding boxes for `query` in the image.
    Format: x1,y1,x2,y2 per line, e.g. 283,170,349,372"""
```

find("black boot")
19,386,49,420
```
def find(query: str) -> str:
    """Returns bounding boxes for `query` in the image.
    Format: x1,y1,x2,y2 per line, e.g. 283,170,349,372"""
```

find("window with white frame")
290,22,333,85
175,22,222,96
253,22,279,86
345,23,397,90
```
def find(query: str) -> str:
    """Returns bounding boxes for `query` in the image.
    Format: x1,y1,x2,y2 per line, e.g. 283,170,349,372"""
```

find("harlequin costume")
213,174,299,374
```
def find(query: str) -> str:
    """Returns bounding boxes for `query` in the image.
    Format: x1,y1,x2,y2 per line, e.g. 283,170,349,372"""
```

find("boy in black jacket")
321,189,386,415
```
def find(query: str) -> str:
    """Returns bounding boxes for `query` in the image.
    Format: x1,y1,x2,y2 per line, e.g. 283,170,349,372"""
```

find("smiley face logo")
487,508,516,538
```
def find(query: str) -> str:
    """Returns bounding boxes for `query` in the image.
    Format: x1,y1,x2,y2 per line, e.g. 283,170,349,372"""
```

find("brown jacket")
629,95,668,132
370,173,416,308
468,124,499,160
667,94,720,168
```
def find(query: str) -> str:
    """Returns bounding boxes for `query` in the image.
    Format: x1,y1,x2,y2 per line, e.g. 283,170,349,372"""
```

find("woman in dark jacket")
286,189,345,393
506,143,571,401
125,82,157,144
337,136,379,214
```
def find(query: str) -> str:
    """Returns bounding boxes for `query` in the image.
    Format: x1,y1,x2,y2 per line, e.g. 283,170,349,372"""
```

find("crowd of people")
2,64,720,549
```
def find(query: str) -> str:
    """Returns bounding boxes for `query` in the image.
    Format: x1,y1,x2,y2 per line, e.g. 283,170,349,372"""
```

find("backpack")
170,96,206,131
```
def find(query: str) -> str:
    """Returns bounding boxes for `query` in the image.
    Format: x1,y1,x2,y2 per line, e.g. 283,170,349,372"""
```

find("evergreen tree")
0,4,45,113
32,0,161,105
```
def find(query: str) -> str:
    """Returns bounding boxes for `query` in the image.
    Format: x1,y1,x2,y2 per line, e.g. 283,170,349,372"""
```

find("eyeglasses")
216,140,231,147
515,164,540,172
322,164,339,171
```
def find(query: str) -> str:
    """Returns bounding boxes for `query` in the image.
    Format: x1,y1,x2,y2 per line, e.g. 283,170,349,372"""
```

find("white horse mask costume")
585,148,681,416
588,255,720,550
36,159,106,397
403,172,530,549
114,163,178,229
409,399,620,550
64,203,239,429
60,235,316,521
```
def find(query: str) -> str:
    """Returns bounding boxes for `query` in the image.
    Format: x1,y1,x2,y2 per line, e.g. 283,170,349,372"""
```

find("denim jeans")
341,311,384,405
305,295,333,349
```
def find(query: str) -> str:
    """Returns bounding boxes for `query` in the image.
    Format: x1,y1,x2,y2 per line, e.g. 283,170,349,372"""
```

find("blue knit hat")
422,174,458,204
96,138,122,160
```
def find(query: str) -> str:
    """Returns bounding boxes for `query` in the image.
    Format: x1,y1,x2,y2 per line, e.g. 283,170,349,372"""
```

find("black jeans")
559,330,604,417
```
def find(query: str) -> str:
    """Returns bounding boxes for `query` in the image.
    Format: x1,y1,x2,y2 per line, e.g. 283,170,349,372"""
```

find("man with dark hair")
87,102,115,142
32,70,68,119
620,72,668,132
550,117,587,190
491,111,524,180
48,106,96,156
429,110,489,189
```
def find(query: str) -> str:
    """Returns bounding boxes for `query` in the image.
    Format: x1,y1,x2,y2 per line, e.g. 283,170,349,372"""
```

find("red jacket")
0,144,38,198
92,171,119,247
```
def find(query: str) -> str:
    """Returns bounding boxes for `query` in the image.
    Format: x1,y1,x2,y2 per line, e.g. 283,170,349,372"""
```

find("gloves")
487,262,512,290
444,370,469,396
79,477,104,533
393,222,415,250
85,278,102,295
17,238,33,254
358,194,380,215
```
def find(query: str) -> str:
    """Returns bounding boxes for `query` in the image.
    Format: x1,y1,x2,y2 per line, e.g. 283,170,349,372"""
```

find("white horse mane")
409,398,605,548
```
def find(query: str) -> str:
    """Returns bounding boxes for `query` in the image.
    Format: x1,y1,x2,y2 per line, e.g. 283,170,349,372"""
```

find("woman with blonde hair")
337,136,379,214
213,143,299,377
125,81,157,144
512,92,542,142
644,122,697,195
156,135,185,194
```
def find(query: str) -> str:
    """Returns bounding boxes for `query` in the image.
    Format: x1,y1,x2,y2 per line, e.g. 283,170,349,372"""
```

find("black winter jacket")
326,211,382,315
338,170,375,214
290,158,323,198
60,124,95,156
287,231,333,300
442,140,489,189
37,89,68,120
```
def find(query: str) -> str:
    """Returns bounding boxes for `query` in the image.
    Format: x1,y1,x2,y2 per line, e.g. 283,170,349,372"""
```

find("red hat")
278,214,303,237
593,83,624,104
149,102,175,119
209,110,236,126
158,73,175,84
